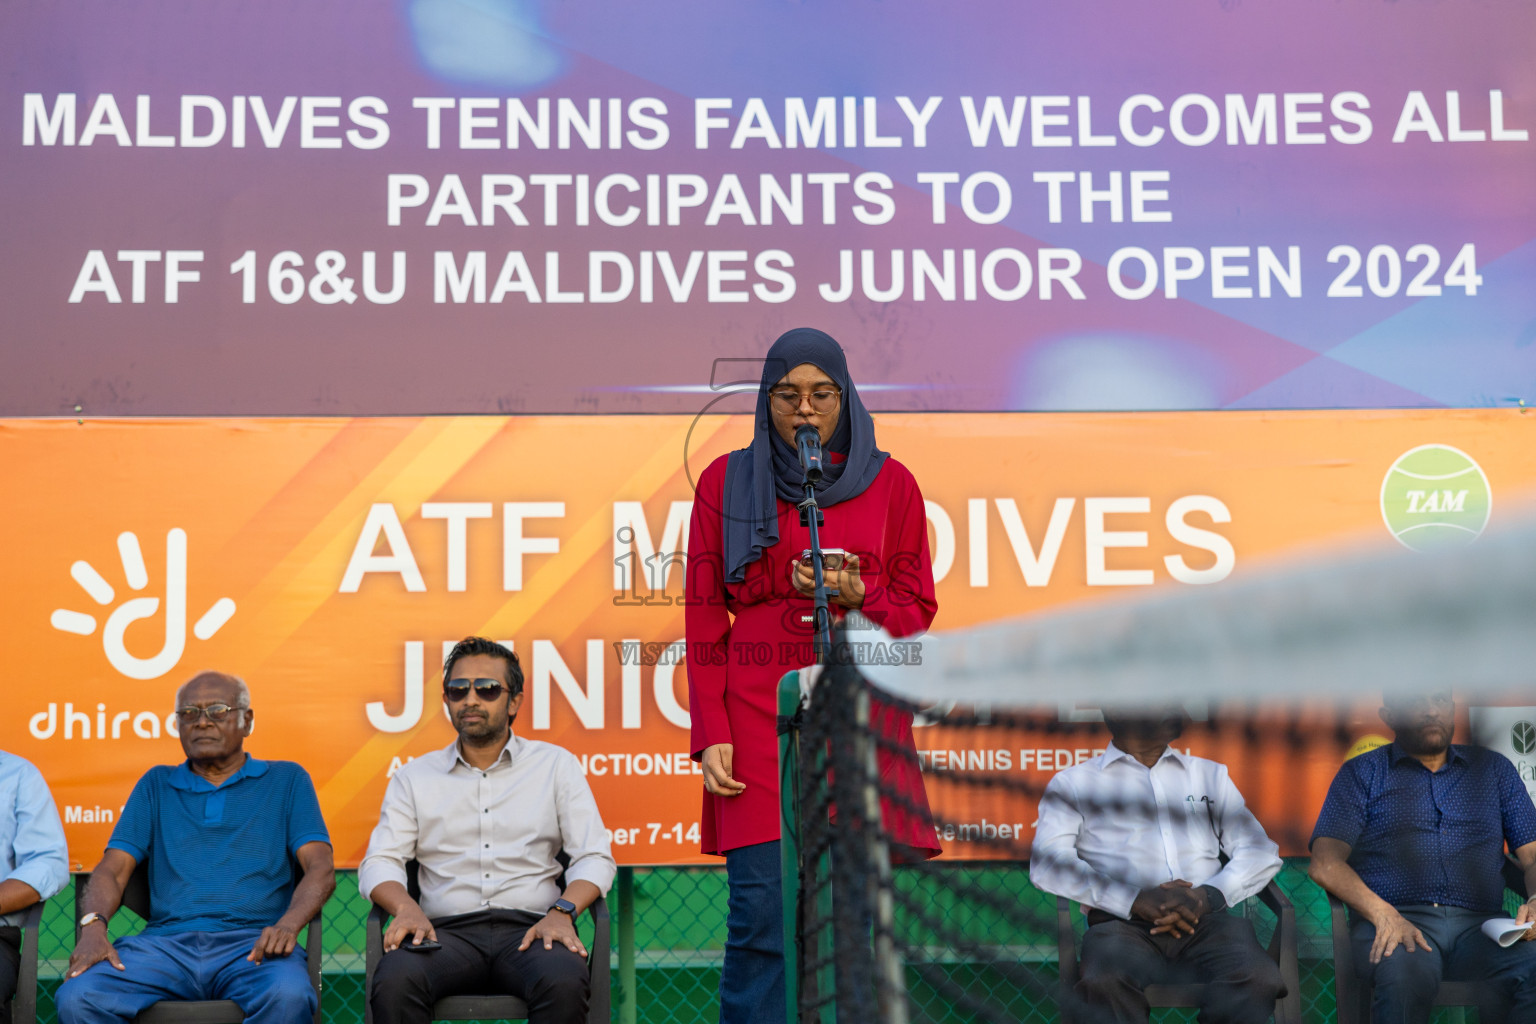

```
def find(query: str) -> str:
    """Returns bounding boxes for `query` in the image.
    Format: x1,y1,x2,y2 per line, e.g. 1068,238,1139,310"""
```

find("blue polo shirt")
108,756,330,935
1311,742,1536,913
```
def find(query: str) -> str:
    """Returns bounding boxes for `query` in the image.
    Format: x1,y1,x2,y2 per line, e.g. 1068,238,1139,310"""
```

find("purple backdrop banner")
5,0,1534,415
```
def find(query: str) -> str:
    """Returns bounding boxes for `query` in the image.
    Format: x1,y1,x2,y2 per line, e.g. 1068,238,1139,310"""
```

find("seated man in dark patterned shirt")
1309,689,1536,1024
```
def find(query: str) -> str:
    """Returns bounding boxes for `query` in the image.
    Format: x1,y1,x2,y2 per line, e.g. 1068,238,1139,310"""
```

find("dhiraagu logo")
1380,444,1491,552
49,529,236,680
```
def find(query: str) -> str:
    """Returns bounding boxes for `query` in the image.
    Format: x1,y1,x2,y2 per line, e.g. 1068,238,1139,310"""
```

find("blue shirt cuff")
107,839,148,863
289,833,331,857
1308,827,1359,851
5,856,69,903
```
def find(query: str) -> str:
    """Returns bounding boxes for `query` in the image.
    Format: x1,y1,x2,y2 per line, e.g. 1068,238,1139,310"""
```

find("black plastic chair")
363,859,610,1024
1056,881,1302,1024
9,901,44,1024
72,866,323,1024
1329,855,1528,1024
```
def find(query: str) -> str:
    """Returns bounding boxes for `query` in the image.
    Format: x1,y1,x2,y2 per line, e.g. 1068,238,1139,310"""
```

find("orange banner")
2,409,1532,868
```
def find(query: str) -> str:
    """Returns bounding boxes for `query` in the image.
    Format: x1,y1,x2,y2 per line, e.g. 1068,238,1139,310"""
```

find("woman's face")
768,362,843,447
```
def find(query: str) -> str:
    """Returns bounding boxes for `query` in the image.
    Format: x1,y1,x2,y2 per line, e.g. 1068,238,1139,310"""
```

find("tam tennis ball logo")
1513,722,1536,757
1380,444,1491,552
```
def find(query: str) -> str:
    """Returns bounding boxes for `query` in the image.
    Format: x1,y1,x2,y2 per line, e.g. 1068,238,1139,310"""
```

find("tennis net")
778,515,1536,1023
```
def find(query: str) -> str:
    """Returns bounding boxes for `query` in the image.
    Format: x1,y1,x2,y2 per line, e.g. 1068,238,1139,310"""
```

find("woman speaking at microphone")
685,327,940,1023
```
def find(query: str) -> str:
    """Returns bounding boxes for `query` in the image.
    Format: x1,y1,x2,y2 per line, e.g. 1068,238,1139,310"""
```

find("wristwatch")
1199,885,1227,913
548,898,577,917
79,912,107,928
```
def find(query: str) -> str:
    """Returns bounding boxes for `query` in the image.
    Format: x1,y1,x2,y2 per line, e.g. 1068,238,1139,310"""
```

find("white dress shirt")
358,733,617,919
1029,743,1281,921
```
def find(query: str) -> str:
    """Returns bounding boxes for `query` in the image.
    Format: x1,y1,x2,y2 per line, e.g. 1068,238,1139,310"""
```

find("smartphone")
403,939,441,952
799,548,848,572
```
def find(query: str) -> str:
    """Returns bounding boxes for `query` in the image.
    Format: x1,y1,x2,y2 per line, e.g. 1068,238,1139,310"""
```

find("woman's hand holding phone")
790,548,864,609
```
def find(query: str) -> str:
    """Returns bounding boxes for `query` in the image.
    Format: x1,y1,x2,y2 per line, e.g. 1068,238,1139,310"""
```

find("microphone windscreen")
795,424,824,481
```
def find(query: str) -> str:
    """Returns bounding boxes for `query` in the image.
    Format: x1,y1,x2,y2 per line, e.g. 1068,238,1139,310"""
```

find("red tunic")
686,453,942,857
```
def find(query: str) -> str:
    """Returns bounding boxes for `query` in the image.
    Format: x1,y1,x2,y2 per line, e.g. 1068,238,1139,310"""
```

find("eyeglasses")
174,704,244,724
768,388,841,414
443,677,507,702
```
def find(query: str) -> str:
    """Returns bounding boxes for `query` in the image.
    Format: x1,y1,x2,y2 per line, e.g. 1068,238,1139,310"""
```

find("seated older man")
58,672,334,1024
1310,689,1536,1024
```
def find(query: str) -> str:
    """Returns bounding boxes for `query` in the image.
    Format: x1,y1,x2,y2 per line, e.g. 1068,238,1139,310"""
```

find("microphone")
795,424,824,483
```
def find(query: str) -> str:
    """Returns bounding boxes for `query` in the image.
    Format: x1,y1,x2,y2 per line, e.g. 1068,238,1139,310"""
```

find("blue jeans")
57,929,315,1024
719,841,785,1024
1353,905,1536,1024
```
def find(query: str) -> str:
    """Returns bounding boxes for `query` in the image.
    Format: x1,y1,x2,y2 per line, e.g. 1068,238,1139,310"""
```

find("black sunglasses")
443,677,509,702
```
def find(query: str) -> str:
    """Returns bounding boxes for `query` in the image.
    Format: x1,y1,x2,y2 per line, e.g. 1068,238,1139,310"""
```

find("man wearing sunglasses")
59,671,334,1024
361,637,615,1024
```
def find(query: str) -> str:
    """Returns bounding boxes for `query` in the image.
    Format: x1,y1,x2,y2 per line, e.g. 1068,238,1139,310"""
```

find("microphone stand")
783,473,832,1024
798,477,835,666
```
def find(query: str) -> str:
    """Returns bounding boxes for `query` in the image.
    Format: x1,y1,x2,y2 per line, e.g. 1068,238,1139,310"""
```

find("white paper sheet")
1482,917,1533,948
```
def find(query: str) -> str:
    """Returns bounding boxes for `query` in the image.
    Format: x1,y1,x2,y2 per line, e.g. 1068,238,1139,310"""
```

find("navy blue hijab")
720,328,888,583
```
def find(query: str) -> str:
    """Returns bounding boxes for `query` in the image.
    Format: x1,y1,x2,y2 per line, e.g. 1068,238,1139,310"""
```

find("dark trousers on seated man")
1353,906,1536,1024
371,910,589,1024
1072,909,1283,1024
0,927,19,1024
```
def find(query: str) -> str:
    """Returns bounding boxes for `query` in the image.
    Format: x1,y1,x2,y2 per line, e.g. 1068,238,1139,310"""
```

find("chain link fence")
23,861,1496,1023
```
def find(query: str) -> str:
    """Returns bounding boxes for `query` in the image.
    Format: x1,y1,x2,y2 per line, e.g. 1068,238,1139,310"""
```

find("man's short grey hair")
228,676,251,709
174,673,252,710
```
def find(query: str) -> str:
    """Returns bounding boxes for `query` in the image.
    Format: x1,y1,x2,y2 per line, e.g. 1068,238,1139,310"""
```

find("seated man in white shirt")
360,637,617,1024
1030,705,1284,1024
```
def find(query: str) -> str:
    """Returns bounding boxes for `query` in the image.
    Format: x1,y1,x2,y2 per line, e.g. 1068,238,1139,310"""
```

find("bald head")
173,671,254,769
175,671,250,711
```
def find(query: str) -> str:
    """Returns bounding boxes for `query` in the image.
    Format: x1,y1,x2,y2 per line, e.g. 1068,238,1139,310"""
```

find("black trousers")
1069,911,1283,1024
0,926,21,1024
371,910,589,1024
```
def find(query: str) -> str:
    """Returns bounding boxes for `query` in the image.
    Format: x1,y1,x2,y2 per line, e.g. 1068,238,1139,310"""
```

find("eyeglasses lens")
175,704,235,723
770,390,840,414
